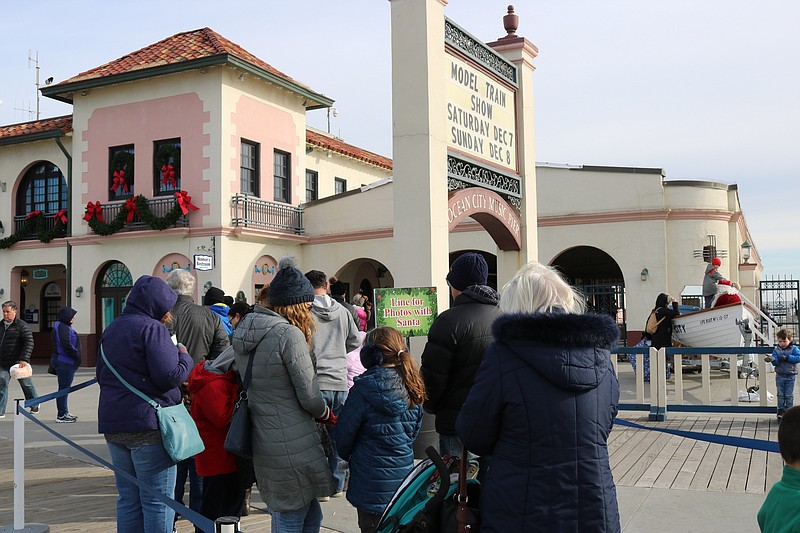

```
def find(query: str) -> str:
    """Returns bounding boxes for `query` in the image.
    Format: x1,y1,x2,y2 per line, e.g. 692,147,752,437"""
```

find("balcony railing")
88,196,189,234
231,194,304,234
13,212,63,240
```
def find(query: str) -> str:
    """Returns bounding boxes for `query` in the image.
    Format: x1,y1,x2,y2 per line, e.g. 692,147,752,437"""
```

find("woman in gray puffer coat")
232,259,335,532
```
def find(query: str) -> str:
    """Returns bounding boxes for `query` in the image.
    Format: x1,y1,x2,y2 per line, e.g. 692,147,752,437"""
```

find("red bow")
161,164,177,188
83,201,104,222
111,170,129,194
24,210,42,221
54,209,68,225
124,198,138,223
175,191,199,215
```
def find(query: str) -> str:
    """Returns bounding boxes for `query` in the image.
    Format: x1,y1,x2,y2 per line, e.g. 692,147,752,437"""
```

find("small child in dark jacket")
51,307,81,422
758,406,800,531
335,327,425,533
766,329,800,420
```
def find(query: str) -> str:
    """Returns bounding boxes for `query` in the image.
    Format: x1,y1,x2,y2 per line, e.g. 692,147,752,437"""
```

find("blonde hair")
366,327,426,406
499,261,585,315
273,303,316,347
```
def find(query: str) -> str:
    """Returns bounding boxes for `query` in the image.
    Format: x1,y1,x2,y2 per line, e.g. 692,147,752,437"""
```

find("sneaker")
318,496,330,502
56,414,76,423
30,406,39,414
332,491,344,498
0,414,5,419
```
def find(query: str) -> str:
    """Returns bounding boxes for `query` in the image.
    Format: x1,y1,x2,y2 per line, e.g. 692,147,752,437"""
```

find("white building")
0,14,763,363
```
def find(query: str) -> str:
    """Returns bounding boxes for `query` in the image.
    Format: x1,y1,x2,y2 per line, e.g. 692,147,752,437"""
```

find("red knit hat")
712,257,722,266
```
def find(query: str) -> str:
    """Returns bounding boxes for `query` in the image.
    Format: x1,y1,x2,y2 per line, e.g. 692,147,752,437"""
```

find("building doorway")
95,261,133,334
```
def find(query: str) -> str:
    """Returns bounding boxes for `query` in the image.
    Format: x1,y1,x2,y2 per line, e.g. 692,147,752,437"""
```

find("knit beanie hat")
712,257,722,266
269,257,315,306
203,286,226,306
446,252,488,291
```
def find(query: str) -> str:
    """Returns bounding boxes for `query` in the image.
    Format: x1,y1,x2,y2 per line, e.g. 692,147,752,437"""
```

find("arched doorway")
550,246,626,343
95,261,133,334
41,282,63,332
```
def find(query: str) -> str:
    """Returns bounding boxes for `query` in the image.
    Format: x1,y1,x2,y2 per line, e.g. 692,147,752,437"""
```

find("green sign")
374,287,438,337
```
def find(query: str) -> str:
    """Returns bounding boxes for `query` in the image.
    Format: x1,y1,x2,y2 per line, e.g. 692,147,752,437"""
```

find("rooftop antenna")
27,50,52,120
326,107,338,134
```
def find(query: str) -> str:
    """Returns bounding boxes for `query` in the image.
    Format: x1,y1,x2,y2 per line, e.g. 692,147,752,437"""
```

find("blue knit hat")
269,257,315,306
446,252,488,291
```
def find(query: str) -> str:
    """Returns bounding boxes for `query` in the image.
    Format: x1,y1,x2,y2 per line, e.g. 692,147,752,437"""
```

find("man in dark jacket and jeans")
1,300,39,417
166,270,229,363
421,252,500,458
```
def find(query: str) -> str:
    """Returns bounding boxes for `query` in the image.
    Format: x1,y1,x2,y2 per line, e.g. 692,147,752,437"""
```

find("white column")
490,35,539,277
389,0,450,313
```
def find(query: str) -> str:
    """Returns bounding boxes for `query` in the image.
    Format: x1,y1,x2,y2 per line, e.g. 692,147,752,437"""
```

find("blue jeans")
175,457,203,514
270,499,323,533
320,389,347,493
439,434,476,461
107,441,177,533
54,360,79,417
776,373,796,412
0,368,38,416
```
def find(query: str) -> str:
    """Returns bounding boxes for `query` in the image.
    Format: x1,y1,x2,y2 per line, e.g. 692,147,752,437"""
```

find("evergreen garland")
0,214,67,249
86,195,185,236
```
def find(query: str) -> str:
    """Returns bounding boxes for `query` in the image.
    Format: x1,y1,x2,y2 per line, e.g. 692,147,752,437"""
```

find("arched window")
96,262,133,333
16,161,67,215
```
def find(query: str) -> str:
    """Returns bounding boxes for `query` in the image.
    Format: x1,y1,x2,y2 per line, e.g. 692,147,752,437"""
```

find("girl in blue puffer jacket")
336,327,425,533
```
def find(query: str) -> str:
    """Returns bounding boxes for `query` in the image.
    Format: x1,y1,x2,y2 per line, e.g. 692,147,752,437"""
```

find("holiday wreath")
155,143,181,189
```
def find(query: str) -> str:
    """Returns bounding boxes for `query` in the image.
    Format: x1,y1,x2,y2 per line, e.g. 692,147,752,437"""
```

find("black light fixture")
640,268,649,282
20,269,29,287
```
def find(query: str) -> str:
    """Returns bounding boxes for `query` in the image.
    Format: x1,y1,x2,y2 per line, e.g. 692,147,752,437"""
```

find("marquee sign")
446,54,517,172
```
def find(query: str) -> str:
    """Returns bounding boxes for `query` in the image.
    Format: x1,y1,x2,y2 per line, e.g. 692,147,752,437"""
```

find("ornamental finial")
502,5,519,38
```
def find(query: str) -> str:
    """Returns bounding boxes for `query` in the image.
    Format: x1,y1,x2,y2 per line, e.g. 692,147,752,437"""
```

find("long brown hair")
366,327,426,406
273,303,316,347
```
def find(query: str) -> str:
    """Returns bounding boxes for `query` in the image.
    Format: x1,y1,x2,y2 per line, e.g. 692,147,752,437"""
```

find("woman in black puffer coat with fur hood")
456,261,621,533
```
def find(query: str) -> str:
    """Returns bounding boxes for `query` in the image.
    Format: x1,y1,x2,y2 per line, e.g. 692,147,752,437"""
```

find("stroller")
376,447,481,533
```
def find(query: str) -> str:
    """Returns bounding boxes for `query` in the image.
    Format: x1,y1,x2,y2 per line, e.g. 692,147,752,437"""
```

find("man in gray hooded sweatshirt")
305,269,361,497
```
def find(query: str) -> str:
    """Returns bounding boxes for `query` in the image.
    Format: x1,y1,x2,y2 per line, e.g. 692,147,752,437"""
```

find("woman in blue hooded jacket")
456,261,621,533
336,327,425,533
96,275,194,533
51,306,81,422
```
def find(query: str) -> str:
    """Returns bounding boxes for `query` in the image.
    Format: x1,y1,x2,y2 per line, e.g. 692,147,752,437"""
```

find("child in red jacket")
187,348,245,525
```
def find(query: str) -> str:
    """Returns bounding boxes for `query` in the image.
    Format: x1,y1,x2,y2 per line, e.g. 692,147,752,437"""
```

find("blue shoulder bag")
101,345,204,463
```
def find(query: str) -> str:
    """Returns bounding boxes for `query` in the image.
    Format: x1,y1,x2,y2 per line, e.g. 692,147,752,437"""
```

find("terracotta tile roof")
0,115,73,141
306,129,393,171
52,27,312,92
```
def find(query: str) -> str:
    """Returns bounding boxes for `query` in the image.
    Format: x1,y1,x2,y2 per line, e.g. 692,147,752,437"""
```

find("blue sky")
2,1,798,280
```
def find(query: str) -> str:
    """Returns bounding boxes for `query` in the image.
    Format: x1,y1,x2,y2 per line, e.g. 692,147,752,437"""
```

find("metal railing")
13,212,62,239
612,346,776,419
230,194,304,234
94,196,189,232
